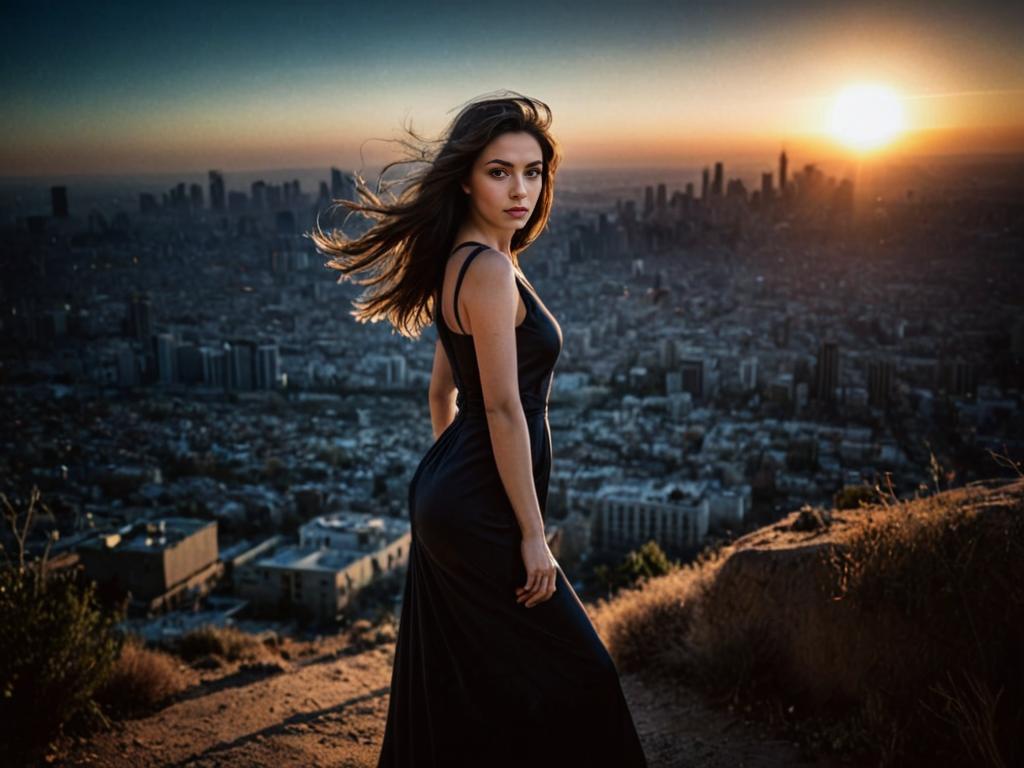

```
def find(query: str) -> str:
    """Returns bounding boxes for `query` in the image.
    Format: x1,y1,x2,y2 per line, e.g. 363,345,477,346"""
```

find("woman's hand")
516,533,558,608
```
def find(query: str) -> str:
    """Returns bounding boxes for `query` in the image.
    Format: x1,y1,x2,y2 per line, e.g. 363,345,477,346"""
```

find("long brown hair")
305,90,563,340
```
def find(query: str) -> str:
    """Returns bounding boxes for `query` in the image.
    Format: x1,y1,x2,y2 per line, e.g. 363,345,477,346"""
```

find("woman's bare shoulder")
461,246,515,284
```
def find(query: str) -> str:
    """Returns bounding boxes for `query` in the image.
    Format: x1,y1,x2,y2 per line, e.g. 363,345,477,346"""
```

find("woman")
309,91,647,767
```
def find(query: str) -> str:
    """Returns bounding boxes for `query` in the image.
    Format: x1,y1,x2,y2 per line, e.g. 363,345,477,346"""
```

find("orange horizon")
1,123,1021,180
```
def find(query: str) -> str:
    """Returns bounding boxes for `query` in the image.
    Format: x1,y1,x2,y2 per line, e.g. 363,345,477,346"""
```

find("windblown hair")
306,90,562,340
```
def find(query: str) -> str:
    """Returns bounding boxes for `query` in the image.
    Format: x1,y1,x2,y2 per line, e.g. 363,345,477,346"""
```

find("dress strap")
452,245,489,334
450,240,492,255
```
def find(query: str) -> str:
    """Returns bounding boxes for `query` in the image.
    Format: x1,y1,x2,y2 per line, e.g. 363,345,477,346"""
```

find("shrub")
593,539,679,596
173,624,267,663
833,484,882,510
94,635,187,718
0,486,125,764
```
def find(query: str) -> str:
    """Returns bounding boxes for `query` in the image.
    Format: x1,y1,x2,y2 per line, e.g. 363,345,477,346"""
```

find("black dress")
377,241,647,767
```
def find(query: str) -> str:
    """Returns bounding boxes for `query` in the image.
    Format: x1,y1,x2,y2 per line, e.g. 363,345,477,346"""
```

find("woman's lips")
505,208,528,218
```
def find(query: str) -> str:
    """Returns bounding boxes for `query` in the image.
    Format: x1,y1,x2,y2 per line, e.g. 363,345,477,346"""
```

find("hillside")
52,477,1022,767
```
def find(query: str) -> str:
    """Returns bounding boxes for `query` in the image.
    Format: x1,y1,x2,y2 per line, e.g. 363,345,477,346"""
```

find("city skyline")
3,0,1023,177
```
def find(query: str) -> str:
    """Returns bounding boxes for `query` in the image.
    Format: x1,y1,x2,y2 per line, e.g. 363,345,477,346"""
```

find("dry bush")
591,479,1024,767
94,634,187,718
173,624,270,663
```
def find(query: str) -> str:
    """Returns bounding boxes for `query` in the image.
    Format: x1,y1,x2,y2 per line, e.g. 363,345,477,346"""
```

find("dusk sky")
2,0,1022,177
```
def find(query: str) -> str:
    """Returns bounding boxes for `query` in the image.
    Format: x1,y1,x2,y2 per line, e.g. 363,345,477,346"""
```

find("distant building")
154,332,177,385
237,512,411,624
51,185,69,218
578,485,710,552
814,340,840,403
76,517,221,615
209,170,225,213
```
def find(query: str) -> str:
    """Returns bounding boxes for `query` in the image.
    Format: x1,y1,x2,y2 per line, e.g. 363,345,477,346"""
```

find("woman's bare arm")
428,338,457,440
460,249,557,608
460,250,545,540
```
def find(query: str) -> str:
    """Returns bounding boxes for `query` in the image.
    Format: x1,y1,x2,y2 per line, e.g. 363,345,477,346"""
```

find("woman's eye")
489,169,543,178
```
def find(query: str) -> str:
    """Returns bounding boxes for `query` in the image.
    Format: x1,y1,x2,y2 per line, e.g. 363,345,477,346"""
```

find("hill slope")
57,478,1024,767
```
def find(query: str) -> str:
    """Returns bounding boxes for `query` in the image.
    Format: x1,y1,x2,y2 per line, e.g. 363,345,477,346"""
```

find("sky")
1,0,1022,177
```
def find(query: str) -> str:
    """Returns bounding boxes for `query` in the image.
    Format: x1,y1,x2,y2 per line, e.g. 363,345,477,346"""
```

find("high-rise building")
127,293,152,340
228,191,247,215
867,359,893,407
701,168,709,200
256,344,280,389
209,170,226,213
712,162,723,197
814,340,839,403
155,333,178,385
189,183,204,211
656,183,667,210
51,186,69,218
779,150,788,192
227,341,257,390
330,168,356,201
251,180,267,212
139,193,159,215
200,346,227,388
740,356,758,391
680,358,705,398
643,186,654,217
116,344,139,388
760,172,773,201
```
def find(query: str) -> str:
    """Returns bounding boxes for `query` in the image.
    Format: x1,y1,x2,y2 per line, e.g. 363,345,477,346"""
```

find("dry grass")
591,478,1024,767
172,624,275,664
94,635,188,718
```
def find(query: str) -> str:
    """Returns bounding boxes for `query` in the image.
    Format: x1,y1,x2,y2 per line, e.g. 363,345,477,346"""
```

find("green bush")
0,565,125,763
833,483,882,510
0,487,126,764
594,539,679,595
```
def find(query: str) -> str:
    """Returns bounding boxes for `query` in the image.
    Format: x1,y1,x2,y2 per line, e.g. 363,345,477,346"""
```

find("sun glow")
830,84,906,151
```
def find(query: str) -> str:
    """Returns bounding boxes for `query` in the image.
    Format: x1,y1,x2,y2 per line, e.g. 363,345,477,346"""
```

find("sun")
830,84,905,151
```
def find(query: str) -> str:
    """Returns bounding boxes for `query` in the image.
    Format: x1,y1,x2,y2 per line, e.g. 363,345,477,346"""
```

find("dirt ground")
52,635,862,768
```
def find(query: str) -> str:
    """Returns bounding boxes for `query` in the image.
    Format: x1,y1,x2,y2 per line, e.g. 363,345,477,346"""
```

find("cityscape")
2,147,1021,634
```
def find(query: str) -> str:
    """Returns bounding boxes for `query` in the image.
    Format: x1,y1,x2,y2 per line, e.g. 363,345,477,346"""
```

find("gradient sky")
2,0,1022,177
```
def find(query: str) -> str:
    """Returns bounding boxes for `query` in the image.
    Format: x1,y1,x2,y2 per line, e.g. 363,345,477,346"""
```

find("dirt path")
57,641,854,767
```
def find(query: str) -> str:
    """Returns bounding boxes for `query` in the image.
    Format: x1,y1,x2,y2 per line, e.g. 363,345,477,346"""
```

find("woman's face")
461,131,544,234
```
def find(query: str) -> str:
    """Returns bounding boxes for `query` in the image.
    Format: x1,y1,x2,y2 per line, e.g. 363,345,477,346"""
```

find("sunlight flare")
830,84,906,151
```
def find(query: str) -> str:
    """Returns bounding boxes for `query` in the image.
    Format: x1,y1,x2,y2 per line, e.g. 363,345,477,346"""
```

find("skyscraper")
331,167,356,201
209,170,225,213
814,340,839,403
51,186,69,218
712,162,723,197
779,150,788,192
701,168,710,200
251,180,267,212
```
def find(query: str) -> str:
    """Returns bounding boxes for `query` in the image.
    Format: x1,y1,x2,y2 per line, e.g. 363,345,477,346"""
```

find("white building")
236,512,410,623
573,482,710,551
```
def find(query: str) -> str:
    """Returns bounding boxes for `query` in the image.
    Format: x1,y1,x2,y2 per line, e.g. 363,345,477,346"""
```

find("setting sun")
830,84,906,151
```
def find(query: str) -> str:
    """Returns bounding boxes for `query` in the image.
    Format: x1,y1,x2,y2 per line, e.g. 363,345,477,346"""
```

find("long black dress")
377,241,647,767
